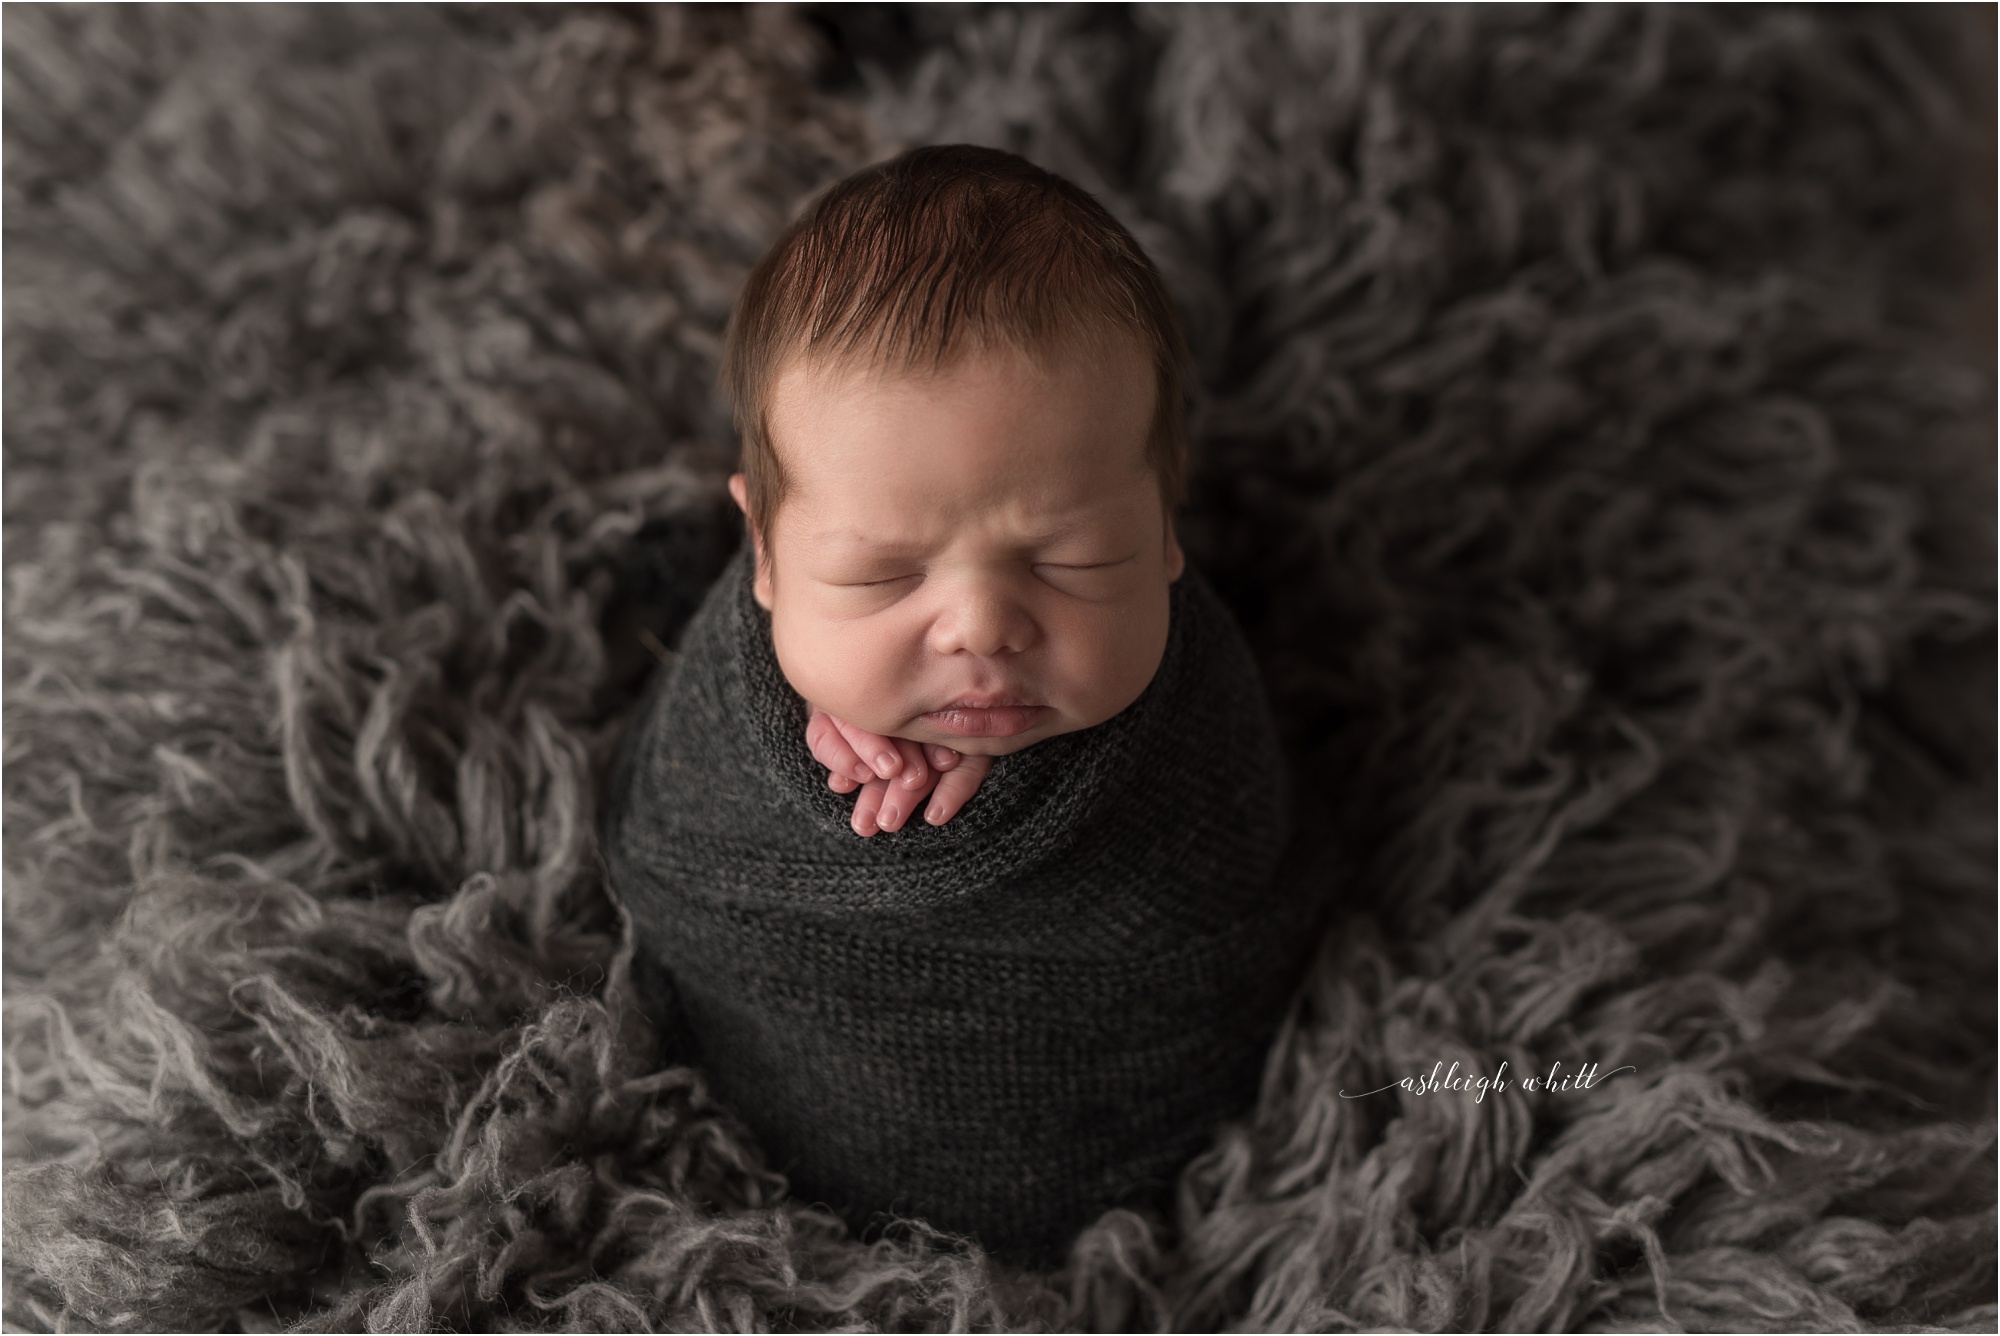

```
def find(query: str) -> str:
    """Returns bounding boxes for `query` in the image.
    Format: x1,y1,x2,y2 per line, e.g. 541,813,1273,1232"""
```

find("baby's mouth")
921,697,1050,739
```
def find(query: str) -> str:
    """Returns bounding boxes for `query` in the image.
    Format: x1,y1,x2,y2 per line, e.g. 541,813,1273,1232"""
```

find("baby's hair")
722,144,1192,546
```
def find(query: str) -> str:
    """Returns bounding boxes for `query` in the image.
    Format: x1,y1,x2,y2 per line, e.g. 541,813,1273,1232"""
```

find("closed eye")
838,573,921,588
1035,555,1135,571
1033,555,1137,596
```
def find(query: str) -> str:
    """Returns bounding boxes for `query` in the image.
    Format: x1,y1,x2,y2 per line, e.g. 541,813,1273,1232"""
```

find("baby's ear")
728,474,776,609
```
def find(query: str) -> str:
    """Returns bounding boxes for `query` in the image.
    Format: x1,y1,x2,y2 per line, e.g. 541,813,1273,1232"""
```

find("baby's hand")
805,708,994,837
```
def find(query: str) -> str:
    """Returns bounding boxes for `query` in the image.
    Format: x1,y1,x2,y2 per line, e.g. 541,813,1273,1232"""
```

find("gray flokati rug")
4,5,1994,1331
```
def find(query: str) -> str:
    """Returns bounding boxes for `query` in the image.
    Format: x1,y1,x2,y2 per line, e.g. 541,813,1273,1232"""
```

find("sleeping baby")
604,145,1313,1265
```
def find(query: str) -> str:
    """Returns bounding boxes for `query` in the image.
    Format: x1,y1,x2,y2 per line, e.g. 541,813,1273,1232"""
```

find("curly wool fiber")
4,4,1993,1332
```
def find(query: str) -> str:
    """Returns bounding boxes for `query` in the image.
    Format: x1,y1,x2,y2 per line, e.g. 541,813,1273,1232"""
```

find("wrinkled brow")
797,514,1111,554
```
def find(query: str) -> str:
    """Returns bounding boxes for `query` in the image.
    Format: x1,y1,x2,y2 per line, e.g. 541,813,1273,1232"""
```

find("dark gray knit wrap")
604,548,1308,1263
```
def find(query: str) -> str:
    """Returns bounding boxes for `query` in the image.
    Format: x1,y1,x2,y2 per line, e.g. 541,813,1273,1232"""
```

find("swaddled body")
604,144,1314,1262
605,545,1303,1262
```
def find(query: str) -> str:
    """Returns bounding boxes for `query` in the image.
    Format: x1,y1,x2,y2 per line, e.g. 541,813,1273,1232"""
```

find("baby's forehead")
757,331,1163,547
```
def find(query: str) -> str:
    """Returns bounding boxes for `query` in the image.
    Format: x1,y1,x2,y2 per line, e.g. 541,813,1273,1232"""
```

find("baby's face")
733,335,1181,757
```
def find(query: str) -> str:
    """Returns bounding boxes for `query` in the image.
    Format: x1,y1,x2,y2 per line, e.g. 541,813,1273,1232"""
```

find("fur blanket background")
3,5,1992,1330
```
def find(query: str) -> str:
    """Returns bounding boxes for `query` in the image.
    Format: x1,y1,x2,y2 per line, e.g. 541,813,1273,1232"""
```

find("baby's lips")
920,703,1049,739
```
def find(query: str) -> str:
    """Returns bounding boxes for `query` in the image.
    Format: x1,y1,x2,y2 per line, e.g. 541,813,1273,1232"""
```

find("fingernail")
901,769,924,788
926,802,944,824
876,753,898,776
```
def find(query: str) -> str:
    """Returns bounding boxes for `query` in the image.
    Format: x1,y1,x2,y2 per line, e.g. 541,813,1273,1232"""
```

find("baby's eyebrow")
799,514,1116,556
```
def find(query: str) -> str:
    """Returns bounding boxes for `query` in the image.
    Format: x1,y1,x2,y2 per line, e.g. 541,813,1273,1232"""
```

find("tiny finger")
925,754,994,825
893,737,929,790
835,716,903,780
927,745,961,771
880,761,946,832
809,710,874,783
827,771,859,794
850,779,887,837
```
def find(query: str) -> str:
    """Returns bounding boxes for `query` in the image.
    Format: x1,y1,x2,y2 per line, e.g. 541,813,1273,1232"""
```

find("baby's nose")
928,584,1038,658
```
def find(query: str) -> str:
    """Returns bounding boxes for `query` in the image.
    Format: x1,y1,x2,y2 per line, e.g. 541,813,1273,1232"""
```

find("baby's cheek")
771,608,915,733
1049,593,1172,728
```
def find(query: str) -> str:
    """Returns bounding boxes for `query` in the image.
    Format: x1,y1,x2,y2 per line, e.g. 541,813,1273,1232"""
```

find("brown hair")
721,144,1191,545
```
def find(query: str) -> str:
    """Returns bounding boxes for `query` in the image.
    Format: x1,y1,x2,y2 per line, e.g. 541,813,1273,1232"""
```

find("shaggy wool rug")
4,5,1994,1331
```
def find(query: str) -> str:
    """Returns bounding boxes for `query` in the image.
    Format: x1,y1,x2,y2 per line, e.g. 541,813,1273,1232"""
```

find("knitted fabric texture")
604,547,1308,1263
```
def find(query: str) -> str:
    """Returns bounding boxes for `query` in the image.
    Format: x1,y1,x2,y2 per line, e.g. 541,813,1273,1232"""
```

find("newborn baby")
605,145,1310,1264
737,278,1181,839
